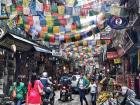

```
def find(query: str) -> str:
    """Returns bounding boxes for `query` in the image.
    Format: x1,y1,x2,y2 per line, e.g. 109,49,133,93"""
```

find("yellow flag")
17,16,23,25
46,16,54,26
23,0,29,7
53,26,60,33
58,6,65,15
66,0,75,6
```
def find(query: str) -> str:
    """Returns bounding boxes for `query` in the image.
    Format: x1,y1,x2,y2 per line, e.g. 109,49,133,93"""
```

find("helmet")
42,72,48,78
49,76,52,80
121,86,128,95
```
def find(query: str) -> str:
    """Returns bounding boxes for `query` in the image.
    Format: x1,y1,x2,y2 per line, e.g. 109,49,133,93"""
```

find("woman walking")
9,76,27,105
77,73,89,105
26,73,44,105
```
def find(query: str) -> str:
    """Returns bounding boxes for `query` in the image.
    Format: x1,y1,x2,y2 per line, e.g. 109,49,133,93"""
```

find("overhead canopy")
0,33,51,53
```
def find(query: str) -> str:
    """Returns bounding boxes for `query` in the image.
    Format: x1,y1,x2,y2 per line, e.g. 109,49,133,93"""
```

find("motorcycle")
53,80,59,90
42,85,55,105
60,85,71,102
125,98,140,105
118,97,140,105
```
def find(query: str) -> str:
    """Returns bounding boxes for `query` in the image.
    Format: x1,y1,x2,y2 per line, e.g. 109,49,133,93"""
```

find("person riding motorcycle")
40,72,53,99
59,72,72,100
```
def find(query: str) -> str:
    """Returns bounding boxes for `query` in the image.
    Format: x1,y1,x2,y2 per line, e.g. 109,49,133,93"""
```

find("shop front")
0,31,51,97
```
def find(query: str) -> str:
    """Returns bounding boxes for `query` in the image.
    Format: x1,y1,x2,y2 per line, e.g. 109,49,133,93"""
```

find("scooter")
60,85,71,102
42,85,55,105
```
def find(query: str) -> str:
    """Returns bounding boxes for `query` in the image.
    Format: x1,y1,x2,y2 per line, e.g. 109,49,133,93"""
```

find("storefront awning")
0,33,51,52
10,34,38,46
33,46,52,54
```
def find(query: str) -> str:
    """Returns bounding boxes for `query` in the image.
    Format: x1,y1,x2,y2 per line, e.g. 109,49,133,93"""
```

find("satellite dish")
0,28,4,39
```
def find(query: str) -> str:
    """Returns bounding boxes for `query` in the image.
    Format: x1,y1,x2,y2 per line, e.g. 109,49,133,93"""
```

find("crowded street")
0,0,140,105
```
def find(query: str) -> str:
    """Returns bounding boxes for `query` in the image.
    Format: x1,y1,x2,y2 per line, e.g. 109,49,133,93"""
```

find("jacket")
77,77,89,89
9,82,27,100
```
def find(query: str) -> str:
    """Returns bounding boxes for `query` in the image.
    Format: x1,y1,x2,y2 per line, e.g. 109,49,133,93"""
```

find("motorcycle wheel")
50,98,55,105
61,96,65,102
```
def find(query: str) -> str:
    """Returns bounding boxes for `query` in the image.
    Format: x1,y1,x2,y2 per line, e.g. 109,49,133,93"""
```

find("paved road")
54,91,92,105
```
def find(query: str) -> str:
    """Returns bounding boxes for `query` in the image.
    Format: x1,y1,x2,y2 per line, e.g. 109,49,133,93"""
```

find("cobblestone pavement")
54,91,92,105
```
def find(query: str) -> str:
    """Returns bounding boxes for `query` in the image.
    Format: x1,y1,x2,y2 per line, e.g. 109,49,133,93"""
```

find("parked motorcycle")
42,85,55,105
119,97,140,105
125,98,140,105
60,85,71,102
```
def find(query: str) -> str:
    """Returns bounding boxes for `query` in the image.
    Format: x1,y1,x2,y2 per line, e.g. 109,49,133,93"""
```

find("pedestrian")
90,79,97,105
26,73,44,105
9,76,27,105
77,73,89,105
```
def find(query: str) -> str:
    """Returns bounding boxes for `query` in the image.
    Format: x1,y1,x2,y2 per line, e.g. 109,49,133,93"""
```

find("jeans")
79,89,88,105
14,99,23,105
90,93,96,105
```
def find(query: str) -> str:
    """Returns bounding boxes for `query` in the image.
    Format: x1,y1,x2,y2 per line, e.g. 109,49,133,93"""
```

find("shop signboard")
122,32,134,52
114,31,134,57
107,51,118,59
100,26,112,39
108,15,128,30
52,50,62,57
114,58,121,64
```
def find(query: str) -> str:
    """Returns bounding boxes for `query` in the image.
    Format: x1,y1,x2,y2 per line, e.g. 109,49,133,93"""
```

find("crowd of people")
8,71,138,105
9,72,53,105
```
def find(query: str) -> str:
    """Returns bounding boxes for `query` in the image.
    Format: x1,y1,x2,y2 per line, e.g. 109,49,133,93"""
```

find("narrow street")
54,91,92,105
0,0,140,104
